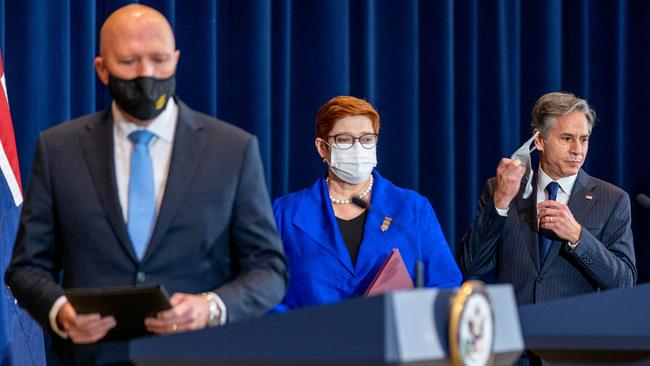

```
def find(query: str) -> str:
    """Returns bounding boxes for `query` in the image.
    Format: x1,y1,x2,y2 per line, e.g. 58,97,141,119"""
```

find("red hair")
315,96,380,139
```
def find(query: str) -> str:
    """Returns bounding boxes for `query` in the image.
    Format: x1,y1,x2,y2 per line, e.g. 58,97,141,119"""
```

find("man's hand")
493,158,527,209
144,293,210,334
538,200,582,244
57,302,116,344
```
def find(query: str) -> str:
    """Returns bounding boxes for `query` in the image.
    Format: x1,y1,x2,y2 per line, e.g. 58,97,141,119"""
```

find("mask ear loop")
522,162,535,199
528,130,540,150
317,138,332,165
521,131,540,199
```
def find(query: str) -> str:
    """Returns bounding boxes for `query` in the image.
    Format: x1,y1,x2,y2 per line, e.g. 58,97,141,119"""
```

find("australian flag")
0,50,45,366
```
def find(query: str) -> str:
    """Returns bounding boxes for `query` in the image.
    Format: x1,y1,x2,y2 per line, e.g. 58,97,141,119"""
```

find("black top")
336,210,368,266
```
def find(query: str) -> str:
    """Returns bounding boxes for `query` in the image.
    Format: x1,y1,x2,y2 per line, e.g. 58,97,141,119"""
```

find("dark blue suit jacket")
459,169,636,305
271,171,461,312
5,100,287,362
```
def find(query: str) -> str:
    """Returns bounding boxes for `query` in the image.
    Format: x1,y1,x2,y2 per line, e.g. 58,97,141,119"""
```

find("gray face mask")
510,131,539,199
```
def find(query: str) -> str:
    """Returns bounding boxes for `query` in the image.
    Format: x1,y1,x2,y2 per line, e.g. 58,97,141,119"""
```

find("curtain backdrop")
1,0,648,281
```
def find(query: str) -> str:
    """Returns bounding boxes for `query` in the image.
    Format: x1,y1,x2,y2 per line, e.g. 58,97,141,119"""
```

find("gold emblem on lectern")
449,280,495,366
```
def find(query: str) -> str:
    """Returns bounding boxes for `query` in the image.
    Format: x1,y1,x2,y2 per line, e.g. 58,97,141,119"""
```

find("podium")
103,285,523,365
518,283,650,364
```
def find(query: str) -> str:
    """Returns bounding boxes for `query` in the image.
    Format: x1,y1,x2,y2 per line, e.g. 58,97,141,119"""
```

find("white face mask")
327,142,377,184
510,131,539,199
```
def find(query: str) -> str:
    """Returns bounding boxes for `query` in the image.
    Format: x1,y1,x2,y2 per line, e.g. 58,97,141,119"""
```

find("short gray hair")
531,92,596,140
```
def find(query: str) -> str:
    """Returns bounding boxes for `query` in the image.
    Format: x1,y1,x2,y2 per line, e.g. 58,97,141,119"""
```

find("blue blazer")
272,171,461,311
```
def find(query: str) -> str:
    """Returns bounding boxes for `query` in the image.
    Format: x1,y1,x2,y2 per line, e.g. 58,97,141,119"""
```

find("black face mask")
107,74,176,121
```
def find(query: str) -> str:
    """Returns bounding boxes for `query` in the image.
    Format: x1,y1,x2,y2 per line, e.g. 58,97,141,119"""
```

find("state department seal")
449,280,495,366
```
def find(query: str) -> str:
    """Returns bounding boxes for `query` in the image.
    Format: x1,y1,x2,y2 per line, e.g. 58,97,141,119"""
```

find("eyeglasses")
326,133,379,150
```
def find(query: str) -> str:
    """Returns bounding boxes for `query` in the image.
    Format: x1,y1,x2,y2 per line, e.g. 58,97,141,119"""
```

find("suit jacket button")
136,271,147,283
536,277,544,284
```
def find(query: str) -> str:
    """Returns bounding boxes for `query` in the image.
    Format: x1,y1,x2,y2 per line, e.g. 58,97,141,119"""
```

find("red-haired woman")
271,96,461,312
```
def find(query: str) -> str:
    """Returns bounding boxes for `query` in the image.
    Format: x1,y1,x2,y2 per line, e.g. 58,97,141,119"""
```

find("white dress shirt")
50,100,226,338
113,99,177,220
535,167,577,208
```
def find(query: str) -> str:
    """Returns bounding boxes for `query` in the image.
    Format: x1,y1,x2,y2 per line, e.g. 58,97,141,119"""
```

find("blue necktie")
127,130,156,260
539,181,559,265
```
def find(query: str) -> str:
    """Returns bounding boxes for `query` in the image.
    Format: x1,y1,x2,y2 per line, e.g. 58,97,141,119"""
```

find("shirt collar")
113,98,178,143
537,166,578,196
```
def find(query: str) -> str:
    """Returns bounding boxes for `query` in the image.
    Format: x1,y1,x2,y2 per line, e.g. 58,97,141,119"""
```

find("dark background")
1,0,648,282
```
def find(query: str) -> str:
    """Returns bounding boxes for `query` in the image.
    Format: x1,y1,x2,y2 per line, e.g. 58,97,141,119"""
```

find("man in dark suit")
5,4,287,363
459,92,636,306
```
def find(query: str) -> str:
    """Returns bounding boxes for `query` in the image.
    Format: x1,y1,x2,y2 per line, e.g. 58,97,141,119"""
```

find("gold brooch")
381,216,392,232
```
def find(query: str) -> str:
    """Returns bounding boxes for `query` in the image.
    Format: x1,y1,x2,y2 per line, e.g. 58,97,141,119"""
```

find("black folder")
64,284,171,341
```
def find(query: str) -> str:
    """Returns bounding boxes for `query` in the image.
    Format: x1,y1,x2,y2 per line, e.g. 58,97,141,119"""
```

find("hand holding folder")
364,248,414,297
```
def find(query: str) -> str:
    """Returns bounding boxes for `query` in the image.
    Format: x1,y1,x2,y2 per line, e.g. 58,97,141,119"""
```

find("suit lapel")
293,176,356,275
354,172,414,276
566,170,596,222
292,172,415,277
79,111,137,262
143,101,207,260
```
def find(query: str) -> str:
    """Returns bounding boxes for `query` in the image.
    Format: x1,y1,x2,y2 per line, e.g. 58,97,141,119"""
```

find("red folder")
364,248,414,297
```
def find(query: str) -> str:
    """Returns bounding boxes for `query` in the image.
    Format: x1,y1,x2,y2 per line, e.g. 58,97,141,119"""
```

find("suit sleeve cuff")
49,296,69,339
566,240,580,251
208,292,227,326
495,206,509,217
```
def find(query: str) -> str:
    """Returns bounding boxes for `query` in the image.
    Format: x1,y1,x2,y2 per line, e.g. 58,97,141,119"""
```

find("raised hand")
493,158,527,209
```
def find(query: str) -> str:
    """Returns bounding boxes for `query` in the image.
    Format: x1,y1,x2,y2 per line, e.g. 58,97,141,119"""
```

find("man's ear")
94,56,109,85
